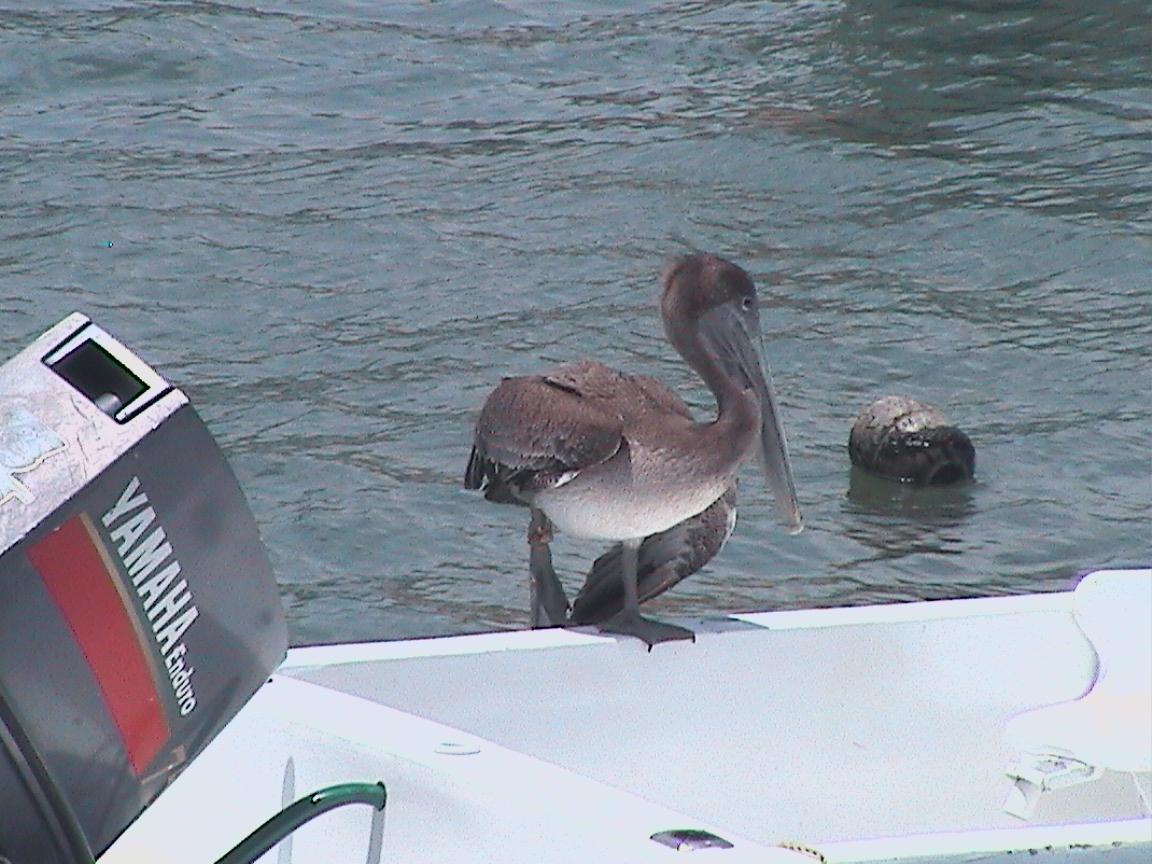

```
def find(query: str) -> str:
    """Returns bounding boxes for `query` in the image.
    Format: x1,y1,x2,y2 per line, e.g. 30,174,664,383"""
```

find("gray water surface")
3,1,1149,645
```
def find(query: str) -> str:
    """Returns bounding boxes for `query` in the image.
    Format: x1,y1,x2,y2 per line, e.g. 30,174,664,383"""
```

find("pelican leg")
528,508,569,628
599,538,695,648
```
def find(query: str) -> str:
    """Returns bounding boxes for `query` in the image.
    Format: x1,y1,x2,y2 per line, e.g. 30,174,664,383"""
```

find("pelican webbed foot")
599,610,695,649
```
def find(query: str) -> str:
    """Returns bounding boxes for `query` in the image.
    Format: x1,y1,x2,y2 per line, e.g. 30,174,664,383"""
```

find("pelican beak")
750,335,803,533
701,304,803,533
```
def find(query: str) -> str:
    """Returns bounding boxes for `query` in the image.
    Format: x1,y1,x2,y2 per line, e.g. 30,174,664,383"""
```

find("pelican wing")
569,485,737,624
550,361,694,425
465,364,625,503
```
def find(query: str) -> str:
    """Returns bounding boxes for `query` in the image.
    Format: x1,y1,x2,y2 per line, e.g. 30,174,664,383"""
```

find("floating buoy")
848,396,975,485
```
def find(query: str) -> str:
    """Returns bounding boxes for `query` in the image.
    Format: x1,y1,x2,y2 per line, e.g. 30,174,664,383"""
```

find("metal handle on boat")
214,781,388,864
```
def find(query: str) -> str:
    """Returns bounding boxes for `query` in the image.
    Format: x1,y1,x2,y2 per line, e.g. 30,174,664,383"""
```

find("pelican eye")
740,295,754,312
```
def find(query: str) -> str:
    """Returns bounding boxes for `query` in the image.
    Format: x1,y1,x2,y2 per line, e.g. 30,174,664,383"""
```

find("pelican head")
661,254,803,533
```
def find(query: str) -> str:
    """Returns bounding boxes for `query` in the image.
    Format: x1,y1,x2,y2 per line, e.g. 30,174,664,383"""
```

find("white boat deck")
281,594,1149,849
102,578,1152,864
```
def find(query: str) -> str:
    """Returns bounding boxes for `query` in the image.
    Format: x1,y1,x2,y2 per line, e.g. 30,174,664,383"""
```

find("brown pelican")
465,253,802,646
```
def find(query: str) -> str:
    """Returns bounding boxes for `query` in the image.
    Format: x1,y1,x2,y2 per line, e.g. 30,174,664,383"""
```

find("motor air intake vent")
43,322,168,422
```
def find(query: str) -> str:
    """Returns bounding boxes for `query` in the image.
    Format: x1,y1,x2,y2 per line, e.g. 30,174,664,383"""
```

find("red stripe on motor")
27,515,169,776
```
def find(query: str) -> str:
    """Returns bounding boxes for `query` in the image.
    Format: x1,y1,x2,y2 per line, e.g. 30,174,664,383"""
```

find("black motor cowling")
0,314,286,863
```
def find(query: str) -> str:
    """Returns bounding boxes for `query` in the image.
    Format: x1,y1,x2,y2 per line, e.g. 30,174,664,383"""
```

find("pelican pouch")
0,314,287,863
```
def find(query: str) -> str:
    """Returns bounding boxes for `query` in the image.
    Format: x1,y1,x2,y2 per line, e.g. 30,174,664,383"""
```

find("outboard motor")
0,314,287,863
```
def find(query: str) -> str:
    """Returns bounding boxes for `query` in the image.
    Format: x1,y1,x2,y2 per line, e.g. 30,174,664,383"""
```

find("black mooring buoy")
848,396,975,485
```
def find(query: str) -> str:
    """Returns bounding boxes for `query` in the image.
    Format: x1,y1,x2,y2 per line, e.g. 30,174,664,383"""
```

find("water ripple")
1,0,1148,643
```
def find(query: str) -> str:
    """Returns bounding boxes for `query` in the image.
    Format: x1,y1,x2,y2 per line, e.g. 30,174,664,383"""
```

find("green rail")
215,782,387,864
